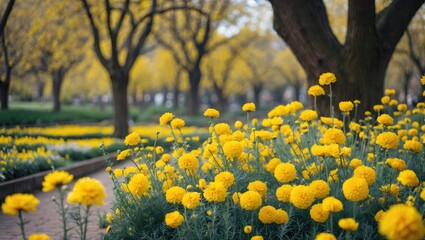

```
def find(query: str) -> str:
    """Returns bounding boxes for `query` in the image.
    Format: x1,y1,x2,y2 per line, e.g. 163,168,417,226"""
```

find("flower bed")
102,74,425,240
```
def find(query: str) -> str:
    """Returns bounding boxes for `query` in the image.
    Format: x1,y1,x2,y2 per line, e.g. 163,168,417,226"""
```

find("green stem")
59,188,69,240
18,210,27,240
82,205,91,240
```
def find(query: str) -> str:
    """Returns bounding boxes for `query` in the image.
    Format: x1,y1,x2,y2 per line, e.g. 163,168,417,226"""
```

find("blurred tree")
203,30,253,112
0,0,29,109
269,0,424,115
273,48,307,102
237,30,278,107
154,0,238,115
28,0,88,112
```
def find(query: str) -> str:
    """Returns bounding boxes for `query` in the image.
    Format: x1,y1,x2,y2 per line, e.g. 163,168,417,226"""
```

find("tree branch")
0,0,15,39
376,0,424,57
80,0,108,67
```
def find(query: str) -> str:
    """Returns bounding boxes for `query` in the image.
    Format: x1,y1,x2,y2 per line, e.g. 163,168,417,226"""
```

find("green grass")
0,102,150,126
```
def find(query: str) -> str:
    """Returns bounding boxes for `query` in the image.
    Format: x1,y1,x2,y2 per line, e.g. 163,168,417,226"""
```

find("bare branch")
0,0,15,39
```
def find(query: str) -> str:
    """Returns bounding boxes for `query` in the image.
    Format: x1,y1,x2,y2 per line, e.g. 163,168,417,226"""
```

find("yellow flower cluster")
1,193,40,215
42,170,74,192
67,177,106,206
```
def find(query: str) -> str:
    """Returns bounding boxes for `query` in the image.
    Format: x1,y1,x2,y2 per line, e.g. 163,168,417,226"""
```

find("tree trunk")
269,0,424,117
110,72,129,138
188,65,201,115
173,83,180,108
253,85,263,107
36,82,45,100
0,80,9,110
161,87,168,106
52,70,64,112
403,71,412,104
216,91,228,113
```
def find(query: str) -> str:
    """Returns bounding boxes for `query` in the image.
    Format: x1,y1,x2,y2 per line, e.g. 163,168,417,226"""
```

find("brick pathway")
0,162,126,240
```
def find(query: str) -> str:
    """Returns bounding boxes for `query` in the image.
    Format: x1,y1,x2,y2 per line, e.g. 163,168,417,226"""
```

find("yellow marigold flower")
214,123,232,135
215,171,235,188
315,232,337,240
328,169,339,182
67,177,106,206
113,168,123,178
170,118,185,129
2,193,39,216
300,110,318,121
42,171,73,192
339,101,354,113
320,117,343,127
251,236,264,240
309,180,330,199
342,177,369,202
325,144,340,158
318,72,337,86
222,140,243,159
159,112,174,126
353,166,376,185
127,173,151,198
389,99,398,106
379,184,400,197
247,180,268,197
242,102,256,112
239,191,262,210
274,162,297,183
276,184,293,202
338,218,359,231
386,158,406,171
165,211,184,228
166,186,186,204
124,132,141,146
322,196,343,212
123,166,138,176
28,233,50,240
376,132,399,149
244,225,252,234
381,96,390,105
398,104,408,111
349,122,361,133
349,158,363,169
311,144,326,156
203,181,227,202
378,204,425,240
373,105,384,112
404,140,422,152
385,89,396,95
377,114,393,126
117,149,131,160
308,85,325,96
310,203,329,223
290,185,315,209
106,213,113,222
258,205,277,224
397,170,419,187
421,75,425,85
322,128,346,145
178,153,199,171
275,208,289,224
420,188,425,201
204,108,220,118
265,158,282,173
182,192,201,209
375,210,385,222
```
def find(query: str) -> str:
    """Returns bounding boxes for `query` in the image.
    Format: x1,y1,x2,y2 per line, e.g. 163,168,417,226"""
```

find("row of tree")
0,0,424,138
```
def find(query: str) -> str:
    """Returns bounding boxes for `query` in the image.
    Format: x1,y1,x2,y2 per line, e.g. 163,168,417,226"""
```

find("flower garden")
2,73,425,240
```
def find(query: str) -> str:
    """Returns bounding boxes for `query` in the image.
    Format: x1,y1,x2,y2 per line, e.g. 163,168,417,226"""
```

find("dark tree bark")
188,65,201,115
0,75,10,110
269,0,424,116
253,85,263,107
0,0,15,39
52,69,65,112
110,72,129,139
